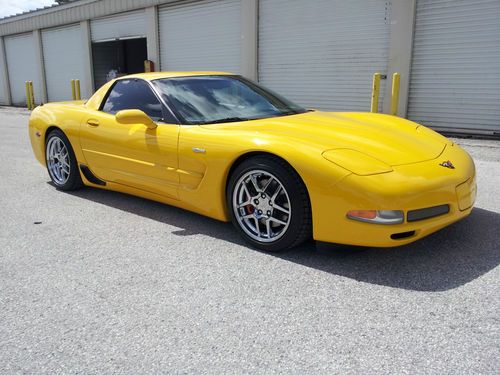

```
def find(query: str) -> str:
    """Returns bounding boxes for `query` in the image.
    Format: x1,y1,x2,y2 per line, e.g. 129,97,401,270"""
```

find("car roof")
124,71,234,81
84,71,236,110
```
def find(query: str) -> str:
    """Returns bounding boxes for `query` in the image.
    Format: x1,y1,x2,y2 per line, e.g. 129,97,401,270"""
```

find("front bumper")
311,143,476,247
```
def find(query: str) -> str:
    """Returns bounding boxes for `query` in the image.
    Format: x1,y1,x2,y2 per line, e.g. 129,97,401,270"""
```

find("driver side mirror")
116,109,157,129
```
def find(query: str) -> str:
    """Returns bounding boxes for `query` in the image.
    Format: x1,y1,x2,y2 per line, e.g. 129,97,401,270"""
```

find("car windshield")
152,75,307,124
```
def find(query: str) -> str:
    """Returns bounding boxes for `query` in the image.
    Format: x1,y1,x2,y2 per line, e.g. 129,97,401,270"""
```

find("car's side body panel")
29,101,88,167
78,110,180,199
176,123,352,221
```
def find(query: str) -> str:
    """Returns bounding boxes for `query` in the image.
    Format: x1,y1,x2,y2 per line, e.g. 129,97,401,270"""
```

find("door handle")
86,119,99,127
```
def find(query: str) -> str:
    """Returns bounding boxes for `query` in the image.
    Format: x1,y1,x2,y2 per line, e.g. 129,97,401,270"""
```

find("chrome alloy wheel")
232,170,292,243
46,136,70,185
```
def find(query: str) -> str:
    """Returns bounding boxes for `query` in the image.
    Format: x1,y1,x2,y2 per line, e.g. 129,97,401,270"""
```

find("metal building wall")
0,0,497,136
90,9,146,42
0,67,6,104
0,0,173,36
0,38,7,104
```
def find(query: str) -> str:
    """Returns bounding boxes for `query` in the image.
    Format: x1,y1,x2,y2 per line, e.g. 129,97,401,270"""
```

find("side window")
101,79,164,122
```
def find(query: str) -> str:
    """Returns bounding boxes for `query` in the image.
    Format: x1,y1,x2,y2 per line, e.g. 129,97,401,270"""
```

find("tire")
45,129,82,191
227,155,311,252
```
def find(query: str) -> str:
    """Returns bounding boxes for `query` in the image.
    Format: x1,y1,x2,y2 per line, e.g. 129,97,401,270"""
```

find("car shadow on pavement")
286,208,499,292
62,184,500,292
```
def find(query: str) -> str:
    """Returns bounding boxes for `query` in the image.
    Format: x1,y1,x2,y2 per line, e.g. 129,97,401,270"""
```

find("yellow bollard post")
29,81,35,109
25,81,32,110
75,79,81,100
370,73,381,113
390,72,401,116
71,79,76,100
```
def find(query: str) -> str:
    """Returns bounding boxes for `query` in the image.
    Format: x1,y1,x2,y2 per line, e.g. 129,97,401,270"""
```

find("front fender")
177,125,351,222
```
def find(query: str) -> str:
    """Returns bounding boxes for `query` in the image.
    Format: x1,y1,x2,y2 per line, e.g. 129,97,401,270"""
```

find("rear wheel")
227,156,311,252
45,129,82,191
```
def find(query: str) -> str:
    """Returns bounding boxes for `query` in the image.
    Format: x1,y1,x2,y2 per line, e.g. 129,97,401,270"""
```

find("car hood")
201,111,448,166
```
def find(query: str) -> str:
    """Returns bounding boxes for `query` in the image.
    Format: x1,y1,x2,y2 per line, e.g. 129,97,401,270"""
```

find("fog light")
347,210,404,225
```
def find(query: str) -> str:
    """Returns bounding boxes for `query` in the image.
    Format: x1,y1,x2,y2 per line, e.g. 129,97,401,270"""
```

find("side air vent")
79,165,106,186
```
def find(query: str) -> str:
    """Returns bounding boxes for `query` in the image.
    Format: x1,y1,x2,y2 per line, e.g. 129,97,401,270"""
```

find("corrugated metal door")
91,10,146,42
259,0,391,111
4,33,41,106
158,0,241,72
42,25,88,102
408,0,500,134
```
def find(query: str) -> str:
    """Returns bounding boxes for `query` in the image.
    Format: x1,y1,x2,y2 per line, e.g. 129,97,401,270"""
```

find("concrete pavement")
0,107,499,374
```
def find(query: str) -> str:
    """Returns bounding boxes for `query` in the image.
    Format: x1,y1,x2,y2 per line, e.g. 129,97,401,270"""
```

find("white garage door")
91,10,146,42
259,0,391,112
42,25,88,102
407,0,500,135
159,0,241,73
4,33,42,106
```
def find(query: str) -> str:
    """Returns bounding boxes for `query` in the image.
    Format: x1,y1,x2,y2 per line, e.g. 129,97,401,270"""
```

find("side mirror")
116,109,157,129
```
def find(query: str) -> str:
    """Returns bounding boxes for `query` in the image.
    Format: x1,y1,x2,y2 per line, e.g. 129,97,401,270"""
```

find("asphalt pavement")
0,106,499,374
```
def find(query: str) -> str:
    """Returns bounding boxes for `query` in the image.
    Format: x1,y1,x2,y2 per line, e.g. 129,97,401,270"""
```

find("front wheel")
227,156,311,252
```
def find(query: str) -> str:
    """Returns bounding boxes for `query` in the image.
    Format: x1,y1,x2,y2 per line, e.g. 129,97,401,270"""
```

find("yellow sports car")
29,72,476,252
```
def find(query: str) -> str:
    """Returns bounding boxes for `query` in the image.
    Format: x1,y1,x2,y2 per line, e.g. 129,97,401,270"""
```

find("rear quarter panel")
29,102,89,166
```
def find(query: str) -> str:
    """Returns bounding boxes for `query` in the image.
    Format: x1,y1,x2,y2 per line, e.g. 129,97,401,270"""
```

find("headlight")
347,210,404,225
322,149,392,176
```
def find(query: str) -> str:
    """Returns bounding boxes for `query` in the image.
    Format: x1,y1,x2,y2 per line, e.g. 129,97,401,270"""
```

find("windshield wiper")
202,117,250,124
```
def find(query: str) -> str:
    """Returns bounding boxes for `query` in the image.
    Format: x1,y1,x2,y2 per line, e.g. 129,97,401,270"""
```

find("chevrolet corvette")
29,72,476,251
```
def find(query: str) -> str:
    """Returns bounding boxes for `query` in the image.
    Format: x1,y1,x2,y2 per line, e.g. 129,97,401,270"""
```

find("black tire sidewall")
227,156,310,252
45,129,81,191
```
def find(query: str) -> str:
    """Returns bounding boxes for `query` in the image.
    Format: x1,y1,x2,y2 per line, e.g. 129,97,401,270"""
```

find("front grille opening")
407,204,450,222
391,231,416,240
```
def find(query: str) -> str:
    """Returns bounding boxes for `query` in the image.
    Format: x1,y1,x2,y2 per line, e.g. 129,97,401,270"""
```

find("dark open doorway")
91,37,147,90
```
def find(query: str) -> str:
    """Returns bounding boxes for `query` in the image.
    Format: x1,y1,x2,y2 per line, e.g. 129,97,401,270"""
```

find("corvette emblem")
439,160,455,169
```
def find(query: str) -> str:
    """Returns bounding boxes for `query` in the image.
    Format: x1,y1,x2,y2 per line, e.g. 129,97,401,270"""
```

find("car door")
79,78,179,199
